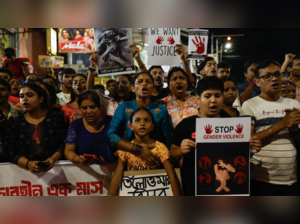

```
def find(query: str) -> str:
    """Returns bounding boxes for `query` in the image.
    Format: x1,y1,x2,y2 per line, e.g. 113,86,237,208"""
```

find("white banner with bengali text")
0,161,116,196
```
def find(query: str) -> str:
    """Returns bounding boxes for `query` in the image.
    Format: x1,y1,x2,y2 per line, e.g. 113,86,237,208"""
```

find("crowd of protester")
0,43,300,196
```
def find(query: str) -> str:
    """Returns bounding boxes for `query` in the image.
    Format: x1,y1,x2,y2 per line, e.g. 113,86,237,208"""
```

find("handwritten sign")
196,118,251,196
94,28,135,76
188,29,209,60
119,169,181,196
148,28,181,66
0,161,116,196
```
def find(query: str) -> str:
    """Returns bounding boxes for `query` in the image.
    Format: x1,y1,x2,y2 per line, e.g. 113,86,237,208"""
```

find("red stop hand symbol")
156,36,164,44
167,37,175,45
191,36,205,54
204,125,213,134
235,124,244,134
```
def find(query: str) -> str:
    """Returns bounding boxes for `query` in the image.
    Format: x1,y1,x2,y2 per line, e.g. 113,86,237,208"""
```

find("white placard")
196,117,251,143
0,161,116,196
148,28,181,66
188,29,209,60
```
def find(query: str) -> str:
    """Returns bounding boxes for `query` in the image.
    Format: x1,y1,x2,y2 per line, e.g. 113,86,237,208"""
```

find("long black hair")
70,74,87,103
21,83,48,110
114,74,136,102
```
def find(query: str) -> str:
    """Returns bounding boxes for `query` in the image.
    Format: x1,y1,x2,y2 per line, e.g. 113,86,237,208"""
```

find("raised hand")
167,36,175,45
284,53,295,64
130,44,140,59
175,40,185,60
156,36,164,44
235,124,244,134
191,36,205,54
204,124,213,134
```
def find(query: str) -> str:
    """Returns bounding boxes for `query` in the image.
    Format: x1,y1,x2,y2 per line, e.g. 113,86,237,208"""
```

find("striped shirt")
241,96,300,185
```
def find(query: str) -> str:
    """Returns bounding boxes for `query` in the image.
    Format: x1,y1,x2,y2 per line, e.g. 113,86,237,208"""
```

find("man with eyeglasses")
241,60,300,196
236,60,261,104
149,66,170,102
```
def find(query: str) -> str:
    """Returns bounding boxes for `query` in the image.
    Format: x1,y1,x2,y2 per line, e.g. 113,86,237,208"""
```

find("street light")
225,43,231,49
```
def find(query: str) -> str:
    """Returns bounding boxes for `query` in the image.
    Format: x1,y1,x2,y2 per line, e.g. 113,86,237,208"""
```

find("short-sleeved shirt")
117,141,170,171
157,94,200,128
56,92,71,107
240,96,300,185
65,117,115,163
107,99,172,149
61,103,82,125
236,79,261,98
172,114,230,196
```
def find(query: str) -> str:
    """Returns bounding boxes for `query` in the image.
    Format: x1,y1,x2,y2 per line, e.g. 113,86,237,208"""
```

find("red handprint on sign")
167,37,175,45
235,124,244,134
204,125,213,134
191,36,205,54
156,36,164,44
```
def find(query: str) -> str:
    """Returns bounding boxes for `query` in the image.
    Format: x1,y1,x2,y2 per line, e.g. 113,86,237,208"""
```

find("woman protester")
157,67,199,128
39,82,60,112
61,74,87,125
64,90,116,165
219,79,240,117
3,83,66,172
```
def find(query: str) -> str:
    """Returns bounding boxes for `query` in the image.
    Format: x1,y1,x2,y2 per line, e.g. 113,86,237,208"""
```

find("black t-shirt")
172,114,231,196
151,87,170,102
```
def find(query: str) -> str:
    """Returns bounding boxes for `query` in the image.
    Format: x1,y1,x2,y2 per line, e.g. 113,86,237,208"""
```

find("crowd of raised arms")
1,43,300,196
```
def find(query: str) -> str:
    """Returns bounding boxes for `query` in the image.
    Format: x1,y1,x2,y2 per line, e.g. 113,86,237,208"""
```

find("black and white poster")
195,118,251,196
188,29,209,60
94,28,135,76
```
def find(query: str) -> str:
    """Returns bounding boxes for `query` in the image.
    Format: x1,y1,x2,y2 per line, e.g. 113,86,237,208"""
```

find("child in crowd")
219,79,240,117
108,107,180,196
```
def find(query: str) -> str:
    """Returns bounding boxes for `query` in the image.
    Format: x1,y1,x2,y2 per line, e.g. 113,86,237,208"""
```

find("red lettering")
90,181,103,194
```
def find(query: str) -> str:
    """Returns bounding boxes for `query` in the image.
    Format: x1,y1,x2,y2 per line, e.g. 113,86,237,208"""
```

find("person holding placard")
108,107,180,196
170,76,261,196
240,60,300,196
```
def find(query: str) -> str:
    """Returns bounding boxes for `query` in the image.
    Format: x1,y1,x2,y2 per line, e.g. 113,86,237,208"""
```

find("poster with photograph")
148,28,181,66
188,29,209,60
38,55,64,68
195,118,251,196
94,28,135,76
58,28,95,53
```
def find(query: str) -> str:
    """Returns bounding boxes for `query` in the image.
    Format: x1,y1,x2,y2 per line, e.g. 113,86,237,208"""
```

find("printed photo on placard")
148,28,181,66
188,29,209,60
38,55,64,68
195,118,251,196
58,28,95,53
94,28,135,76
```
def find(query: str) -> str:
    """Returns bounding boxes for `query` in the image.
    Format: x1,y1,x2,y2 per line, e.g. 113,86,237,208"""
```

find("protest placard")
188,29,209,60
119,169,181,196
0,161,116,196
38,55,64,68
148,28,181,66
58,28,95,53
195,118,251,196
94,28,135,76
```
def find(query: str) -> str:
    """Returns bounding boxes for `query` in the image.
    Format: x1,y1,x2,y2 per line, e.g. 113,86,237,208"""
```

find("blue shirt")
236,79,261,98
107,100,172,149
65,117,115,163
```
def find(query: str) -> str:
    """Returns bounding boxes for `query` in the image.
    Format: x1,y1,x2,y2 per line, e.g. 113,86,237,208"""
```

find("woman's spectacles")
258,73,282,81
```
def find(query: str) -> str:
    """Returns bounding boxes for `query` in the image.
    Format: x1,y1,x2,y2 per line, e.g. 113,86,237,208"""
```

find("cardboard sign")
188,29,209,60
0,161,116,196
119,169,181,196
94,28,135,76
148,28,181,66
38,55,64,68
58,28,95,53
195,118,251,196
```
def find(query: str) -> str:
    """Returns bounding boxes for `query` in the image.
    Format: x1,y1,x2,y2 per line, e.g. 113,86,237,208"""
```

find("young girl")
219,79,240,118
108,107,180,196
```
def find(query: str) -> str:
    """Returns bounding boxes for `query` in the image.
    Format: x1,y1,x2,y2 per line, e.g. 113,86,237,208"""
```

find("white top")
240,96,300,185
56,92,71,107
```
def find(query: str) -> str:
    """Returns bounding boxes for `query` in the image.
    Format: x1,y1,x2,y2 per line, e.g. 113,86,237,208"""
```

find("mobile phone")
84,154,98,160
37,161,51,168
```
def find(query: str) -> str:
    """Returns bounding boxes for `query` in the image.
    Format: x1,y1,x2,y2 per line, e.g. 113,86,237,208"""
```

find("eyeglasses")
258,73,282,81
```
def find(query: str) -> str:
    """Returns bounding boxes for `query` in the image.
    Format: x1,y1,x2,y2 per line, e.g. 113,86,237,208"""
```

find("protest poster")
38,55,64,68
207,54,219,64
195,118,251,196
119,169,181,196
188,29,209,60
148,28,181,66
58,28,95,53
0,161,116,196
94,28,135,76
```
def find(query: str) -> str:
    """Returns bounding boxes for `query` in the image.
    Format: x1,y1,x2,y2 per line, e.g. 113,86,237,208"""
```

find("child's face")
223,81,237,104
199,89,223,117
130,110,154,137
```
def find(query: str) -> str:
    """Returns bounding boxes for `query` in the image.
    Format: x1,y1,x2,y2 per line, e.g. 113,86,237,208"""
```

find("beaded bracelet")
132,144,143,155
26,160,30,170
